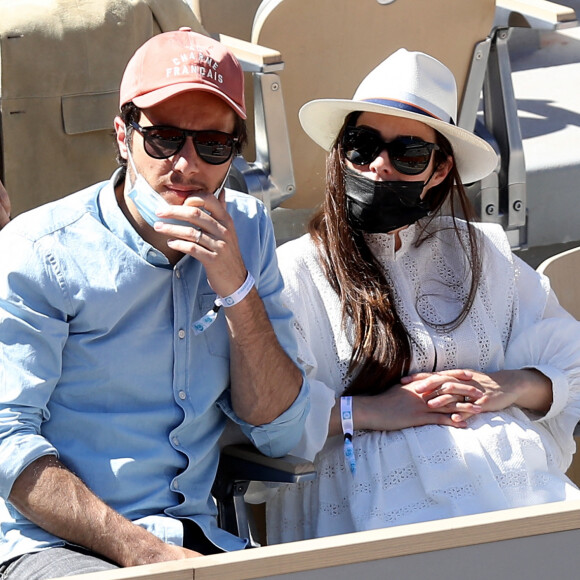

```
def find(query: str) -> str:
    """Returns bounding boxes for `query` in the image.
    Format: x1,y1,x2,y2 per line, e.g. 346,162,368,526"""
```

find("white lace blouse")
266,217,580,544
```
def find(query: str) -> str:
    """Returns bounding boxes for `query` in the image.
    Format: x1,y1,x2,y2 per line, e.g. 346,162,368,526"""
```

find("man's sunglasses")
130,121,238,165
342,126,439,175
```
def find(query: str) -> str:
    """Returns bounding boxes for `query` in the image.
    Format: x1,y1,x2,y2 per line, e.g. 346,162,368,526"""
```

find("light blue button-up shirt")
0,170,309,562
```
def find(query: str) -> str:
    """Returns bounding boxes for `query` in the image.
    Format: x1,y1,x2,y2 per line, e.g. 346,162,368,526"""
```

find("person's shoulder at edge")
0,180,108,243
275,233,317,274
223,187,267,219
471,219,515,264
277,233,315,260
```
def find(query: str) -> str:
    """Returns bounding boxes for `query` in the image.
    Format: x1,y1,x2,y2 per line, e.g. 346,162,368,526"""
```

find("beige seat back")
537,246,580,320
536,245,580,484
0,0,206,217
251,0,497,211
191,0,263,40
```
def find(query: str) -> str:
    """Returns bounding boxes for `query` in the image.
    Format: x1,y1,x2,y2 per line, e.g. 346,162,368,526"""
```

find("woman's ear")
429,154,453,188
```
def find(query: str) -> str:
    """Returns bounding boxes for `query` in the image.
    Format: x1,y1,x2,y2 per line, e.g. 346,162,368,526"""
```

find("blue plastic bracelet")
341,396,356,475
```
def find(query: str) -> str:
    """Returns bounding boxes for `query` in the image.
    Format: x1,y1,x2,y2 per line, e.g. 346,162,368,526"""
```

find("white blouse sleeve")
504,256,580,461
277,239,338,462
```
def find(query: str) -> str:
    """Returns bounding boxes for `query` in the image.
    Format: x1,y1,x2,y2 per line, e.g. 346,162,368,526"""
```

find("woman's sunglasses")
342,126,439,175
130,121,238,165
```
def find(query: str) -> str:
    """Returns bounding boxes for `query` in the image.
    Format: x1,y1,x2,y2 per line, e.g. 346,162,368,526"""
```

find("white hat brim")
299,99,498,185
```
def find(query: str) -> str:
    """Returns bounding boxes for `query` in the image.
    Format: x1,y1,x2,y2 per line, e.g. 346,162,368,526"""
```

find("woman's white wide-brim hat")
299,49,498,185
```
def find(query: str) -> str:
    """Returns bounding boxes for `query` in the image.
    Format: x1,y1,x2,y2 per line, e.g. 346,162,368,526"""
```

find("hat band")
361,98,454,125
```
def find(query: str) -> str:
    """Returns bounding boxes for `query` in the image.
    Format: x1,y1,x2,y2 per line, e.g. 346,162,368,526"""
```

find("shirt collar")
364,221,420,260
97,168,171,267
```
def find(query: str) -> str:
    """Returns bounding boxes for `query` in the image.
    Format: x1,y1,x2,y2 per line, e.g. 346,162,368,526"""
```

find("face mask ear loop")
125,133,140,189
212,164,232,198
418,162,442,212
423,162,440,188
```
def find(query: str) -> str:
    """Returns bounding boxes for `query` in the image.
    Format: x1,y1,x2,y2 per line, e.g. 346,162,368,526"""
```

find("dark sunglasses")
130,121,238,165
342,126,439,175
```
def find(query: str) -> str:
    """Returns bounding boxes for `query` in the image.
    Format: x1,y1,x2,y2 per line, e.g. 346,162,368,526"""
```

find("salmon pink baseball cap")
119,27,246,119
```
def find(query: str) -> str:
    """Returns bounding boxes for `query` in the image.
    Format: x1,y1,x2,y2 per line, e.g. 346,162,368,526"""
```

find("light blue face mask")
125,143,229,229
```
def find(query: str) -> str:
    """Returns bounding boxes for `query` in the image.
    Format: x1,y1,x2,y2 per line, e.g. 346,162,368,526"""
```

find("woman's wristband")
341,396,356,475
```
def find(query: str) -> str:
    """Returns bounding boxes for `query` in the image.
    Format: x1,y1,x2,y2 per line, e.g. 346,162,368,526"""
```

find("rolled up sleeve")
217,378,310,458
0,231,69,499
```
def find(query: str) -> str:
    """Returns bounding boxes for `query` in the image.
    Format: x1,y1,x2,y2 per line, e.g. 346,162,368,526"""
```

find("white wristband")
192,272,255,336
340,396,354,437
341,396,356,475
215,271,255,308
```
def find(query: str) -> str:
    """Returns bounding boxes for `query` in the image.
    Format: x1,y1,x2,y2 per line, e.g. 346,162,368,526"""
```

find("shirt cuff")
216,378,310,458
0,433,58,500
527,364,568,421
290,378,337,462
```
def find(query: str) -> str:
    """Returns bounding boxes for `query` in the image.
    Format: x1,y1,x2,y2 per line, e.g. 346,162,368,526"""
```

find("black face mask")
344,166,433,233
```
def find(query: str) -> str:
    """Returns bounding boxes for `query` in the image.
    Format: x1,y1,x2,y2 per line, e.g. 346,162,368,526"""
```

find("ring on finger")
194,229,202,244
464,395,471,403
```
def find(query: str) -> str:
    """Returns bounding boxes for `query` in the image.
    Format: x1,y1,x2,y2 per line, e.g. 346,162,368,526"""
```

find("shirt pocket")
197,293,230,359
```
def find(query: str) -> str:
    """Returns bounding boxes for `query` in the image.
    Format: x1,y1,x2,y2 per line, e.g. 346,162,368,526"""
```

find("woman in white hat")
266,49,580,543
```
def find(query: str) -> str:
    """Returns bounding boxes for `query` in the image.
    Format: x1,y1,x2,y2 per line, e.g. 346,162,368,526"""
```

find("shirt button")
175,270,181,279
178,329,186,339
178,390,186,400
173,480,179,490
172,436,180,446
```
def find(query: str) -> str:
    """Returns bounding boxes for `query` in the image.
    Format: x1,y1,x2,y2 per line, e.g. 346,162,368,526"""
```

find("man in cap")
0,28,308,577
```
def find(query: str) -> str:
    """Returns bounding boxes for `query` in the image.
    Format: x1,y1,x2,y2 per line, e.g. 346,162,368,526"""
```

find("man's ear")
114,116,129,161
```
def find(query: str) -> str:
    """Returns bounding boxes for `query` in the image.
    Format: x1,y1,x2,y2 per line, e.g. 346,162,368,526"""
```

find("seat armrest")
212,444,316,546
215,33,295,211
216,33,284,73
495,0,578,30
218,444,316,484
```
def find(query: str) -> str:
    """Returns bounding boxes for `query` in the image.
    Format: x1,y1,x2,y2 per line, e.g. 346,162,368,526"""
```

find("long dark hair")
309,113,482,397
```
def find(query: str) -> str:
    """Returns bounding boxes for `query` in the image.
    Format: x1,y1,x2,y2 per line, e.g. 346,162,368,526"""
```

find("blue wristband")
341,396,356,475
